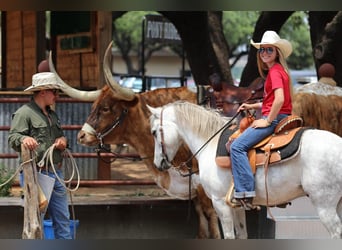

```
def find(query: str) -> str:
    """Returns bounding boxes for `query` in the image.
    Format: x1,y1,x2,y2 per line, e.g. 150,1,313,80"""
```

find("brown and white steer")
49,43,238,239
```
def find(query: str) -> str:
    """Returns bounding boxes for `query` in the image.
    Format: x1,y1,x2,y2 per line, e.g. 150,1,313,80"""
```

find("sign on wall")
144,15,181,44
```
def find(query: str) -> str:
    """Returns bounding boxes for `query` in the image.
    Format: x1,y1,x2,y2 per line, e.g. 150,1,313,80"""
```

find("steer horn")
103,41,135,101
49,53,102,101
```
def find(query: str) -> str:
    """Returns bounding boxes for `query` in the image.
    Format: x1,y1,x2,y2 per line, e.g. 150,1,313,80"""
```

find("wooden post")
21,145,43,239
96,11,112,180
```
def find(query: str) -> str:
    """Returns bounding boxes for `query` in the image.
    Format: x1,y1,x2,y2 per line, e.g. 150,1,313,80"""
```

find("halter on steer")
96,109,128,148
82,109,143,162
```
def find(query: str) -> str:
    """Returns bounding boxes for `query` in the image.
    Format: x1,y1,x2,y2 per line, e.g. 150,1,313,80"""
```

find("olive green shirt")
8,99,65,165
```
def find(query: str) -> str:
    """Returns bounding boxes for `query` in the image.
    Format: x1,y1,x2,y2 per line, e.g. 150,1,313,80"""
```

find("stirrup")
225,182,241,208
238,198,260,211
225,182,261,210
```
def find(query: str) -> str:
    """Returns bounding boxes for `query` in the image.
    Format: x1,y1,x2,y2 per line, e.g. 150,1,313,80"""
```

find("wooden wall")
4,11,40,89
51,11,112,90
2,11,112,90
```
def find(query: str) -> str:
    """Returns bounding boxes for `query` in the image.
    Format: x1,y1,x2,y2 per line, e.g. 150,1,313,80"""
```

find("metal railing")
0,92,155,186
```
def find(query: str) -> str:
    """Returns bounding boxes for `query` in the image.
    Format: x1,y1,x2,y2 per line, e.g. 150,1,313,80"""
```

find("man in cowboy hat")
229,30,293,210
8,72,72,239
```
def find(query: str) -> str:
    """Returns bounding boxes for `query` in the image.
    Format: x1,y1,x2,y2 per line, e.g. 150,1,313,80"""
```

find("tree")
161,11,235,86
112,11,234,85
239,11,294,87
113,11,181,75
279,12,313,70
113,11,342,88
223,11,314,73
238,11,342,87
308,11,341,84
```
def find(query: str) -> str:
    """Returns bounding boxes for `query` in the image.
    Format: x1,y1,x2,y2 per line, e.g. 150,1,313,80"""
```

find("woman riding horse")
230,30,293,210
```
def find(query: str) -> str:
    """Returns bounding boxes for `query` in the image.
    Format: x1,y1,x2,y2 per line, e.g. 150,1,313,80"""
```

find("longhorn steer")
49,42,230,239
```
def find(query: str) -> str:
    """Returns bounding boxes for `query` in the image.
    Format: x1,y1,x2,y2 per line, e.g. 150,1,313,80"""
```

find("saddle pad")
216,126,238,157
277,127,310,159
255,127,309,161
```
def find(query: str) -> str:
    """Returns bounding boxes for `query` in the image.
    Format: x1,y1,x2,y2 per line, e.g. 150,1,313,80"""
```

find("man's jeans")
230,114,288,198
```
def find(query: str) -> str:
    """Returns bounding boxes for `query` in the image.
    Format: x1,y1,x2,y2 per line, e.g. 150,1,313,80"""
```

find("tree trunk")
309,11,342,87
162,11,233,86
207,11,234,86
21,145,43,239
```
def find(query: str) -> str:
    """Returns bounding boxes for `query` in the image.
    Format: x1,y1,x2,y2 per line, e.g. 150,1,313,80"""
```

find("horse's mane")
170,101,227,140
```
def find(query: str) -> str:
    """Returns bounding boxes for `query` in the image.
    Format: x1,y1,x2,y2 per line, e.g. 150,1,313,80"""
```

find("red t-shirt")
261,63,292,116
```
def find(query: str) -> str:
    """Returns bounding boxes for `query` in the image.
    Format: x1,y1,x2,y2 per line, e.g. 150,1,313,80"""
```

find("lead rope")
0,158,35,189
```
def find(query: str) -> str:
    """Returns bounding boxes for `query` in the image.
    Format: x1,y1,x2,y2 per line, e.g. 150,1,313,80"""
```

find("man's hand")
22,137,39,151
54,137,67,150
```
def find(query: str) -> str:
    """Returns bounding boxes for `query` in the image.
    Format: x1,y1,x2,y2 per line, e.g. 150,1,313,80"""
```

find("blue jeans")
230,114,289,199
43,169,71,239
20,169,71,239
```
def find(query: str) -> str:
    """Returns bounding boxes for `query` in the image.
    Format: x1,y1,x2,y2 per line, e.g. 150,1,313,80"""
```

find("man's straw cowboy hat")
24,72,62,92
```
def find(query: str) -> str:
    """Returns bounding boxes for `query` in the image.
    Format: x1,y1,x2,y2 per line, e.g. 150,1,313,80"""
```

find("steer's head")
49,42,136,147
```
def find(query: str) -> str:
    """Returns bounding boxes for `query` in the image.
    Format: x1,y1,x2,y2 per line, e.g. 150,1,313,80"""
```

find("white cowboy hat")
24,72,62,92
250,30,292,58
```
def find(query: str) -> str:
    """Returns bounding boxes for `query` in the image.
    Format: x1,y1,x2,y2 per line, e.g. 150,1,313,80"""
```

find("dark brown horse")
211,77,264,117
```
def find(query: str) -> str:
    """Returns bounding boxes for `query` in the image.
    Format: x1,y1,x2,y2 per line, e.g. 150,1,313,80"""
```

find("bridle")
157,105,241,174
158,107,173,169
157,105,240,217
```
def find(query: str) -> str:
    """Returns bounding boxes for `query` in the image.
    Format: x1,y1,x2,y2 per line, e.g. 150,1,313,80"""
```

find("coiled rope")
0,145,80,192
37,144,80,239
37,144,80,192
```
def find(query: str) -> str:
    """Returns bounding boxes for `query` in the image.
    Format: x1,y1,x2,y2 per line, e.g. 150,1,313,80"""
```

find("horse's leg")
232,208,248,239
192,196,210,238
195,185,221,238
338,198,342,222
211,197,236,239
310,196,342,238
316,206,342,238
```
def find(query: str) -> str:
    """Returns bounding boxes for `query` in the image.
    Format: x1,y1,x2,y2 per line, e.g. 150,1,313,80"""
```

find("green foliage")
113,11,159,52
0,163,14,197
222,11,259,53
280,11,314,69
223,11,313,70
113,11,314,74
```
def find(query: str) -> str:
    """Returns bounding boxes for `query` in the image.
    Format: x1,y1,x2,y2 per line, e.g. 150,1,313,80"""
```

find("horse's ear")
147,104,161,116
147,104,155,114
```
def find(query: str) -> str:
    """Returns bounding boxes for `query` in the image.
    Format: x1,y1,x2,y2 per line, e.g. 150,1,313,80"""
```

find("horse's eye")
151,130,156,137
